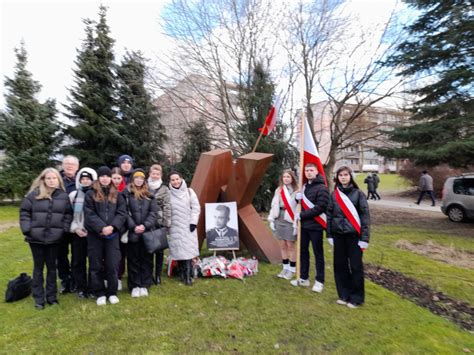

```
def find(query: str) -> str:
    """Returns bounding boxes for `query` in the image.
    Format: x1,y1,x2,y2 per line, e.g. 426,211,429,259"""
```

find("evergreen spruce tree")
116,51,167,168
236,63,298,211
63,6,121,167
0,44,62,196
380,0,474,167
177,120,212,182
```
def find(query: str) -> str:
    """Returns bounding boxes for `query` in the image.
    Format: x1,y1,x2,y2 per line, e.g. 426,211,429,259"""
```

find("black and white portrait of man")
205,202,239,250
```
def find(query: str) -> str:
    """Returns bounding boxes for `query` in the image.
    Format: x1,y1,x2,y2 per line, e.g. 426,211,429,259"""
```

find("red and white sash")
280,185,297,221
301,185,327,229
334,187,361,235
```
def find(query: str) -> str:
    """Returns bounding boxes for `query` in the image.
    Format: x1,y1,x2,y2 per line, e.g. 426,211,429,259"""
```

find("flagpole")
252,124,266,153
296,108,305,281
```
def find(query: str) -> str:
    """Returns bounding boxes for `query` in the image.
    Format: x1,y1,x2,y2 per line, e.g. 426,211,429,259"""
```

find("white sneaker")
290,278,310,287
131,287,141,298
108,295,119,305
140,288,149,297
312,281,324,293
96,296,106,306
347,303,359,309
277,268,287,278
283,270,295,280
118,280,122,291
336,299,348,305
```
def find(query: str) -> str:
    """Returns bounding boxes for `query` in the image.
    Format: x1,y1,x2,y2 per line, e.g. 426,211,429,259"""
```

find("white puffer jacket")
169,180,201,260
268,186,296,224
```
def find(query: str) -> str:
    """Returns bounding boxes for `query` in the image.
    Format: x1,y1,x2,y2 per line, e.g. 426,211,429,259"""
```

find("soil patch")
395,240,474,270
365,264,474,331
0,221,18,233
370,204,474,238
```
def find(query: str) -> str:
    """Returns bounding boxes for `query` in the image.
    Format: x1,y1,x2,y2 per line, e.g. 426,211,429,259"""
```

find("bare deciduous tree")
152,0,285,158
283,0,346,140
316,10,407,177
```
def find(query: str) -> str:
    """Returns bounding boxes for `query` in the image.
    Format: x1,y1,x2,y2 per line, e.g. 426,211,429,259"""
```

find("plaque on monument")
205,202,239,251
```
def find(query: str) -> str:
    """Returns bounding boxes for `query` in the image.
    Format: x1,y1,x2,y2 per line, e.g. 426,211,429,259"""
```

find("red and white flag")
334,187,361,235
259,93,281,136
303,116,326,185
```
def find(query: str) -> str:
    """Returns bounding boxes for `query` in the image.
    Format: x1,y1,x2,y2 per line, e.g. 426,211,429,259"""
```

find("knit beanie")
79,171,94,181
118,154,134,166
97,166,112,177
132,168,146,179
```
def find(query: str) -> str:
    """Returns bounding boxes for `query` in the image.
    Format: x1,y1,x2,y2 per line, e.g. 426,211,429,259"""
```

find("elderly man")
58,155,80,294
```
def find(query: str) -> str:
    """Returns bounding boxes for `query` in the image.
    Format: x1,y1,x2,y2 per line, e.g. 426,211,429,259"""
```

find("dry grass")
395,239,474,270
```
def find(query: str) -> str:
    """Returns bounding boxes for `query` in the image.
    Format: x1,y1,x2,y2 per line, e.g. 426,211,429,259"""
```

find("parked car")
441,173,474,222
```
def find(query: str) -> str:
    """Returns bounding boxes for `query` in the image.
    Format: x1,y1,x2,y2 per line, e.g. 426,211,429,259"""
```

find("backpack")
5,273,32,302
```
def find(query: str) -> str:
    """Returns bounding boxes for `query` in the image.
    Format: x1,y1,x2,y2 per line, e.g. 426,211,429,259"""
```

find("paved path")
368,198,442,213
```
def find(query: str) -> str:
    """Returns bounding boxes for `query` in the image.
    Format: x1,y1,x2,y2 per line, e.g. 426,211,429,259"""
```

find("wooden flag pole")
252,123,267,153
296,108,305,281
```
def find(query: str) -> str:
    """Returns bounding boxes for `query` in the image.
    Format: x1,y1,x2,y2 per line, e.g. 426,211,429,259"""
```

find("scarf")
148,178,162,191
73,185,90,218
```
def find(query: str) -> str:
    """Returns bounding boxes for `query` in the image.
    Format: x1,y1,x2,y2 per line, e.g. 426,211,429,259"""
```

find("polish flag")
303,116,326,185
259,93,281,136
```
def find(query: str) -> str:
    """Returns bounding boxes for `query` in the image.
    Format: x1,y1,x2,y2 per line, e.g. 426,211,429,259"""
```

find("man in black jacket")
58,155,79,294
291,163,329,293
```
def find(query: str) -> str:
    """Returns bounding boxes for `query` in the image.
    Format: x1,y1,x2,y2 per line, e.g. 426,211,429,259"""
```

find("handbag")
142,228,169,254
5,273,32,302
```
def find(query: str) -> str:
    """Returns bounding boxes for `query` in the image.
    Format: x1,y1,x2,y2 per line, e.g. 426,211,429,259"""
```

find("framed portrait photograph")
205,201,239,251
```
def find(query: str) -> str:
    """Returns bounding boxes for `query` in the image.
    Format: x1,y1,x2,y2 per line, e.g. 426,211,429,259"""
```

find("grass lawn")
0,210,473,353
354,173,412,193
367,225,474,305
0,204,19,223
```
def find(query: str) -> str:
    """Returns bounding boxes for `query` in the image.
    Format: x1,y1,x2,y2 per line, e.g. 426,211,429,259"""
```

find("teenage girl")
326,165,370,308
268,169,298,280
20,168,72,309
84,166,127,306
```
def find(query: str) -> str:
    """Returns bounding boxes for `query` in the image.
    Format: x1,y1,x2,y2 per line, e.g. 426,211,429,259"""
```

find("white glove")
358,241,369,251
328,238,334,247
294,212,300,221
295,192,302,201
292,227,297,236
269,221,276,231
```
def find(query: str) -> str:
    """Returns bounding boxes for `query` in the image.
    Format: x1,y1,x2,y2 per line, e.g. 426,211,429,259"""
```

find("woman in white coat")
168,171,200,286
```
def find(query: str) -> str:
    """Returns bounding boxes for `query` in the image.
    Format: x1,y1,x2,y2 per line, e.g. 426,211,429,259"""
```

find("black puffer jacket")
300,174,330,230
123,189,158,241
84,187,127,235
20,189,73,245
326,184,370,242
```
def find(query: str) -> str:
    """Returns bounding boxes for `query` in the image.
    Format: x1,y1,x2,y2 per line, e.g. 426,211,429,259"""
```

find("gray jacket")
150,184,171,228
419,174,433,191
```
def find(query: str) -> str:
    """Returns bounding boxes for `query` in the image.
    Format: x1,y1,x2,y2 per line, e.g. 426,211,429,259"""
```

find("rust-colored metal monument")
190,149,281,263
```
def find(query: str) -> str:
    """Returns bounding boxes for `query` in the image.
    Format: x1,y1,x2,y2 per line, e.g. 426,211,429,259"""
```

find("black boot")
154,251,163,285
178,260,186,283
59,278,71,294
185,259,193,286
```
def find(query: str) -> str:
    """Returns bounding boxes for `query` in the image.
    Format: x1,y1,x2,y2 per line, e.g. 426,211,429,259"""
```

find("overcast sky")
1,0,403,113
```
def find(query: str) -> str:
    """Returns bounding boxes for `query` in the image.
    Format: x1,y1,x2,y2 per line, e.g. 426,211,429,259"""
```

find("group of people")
19,155,200,309
19,154,370,310
269,164,370,308
364,172,381,201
